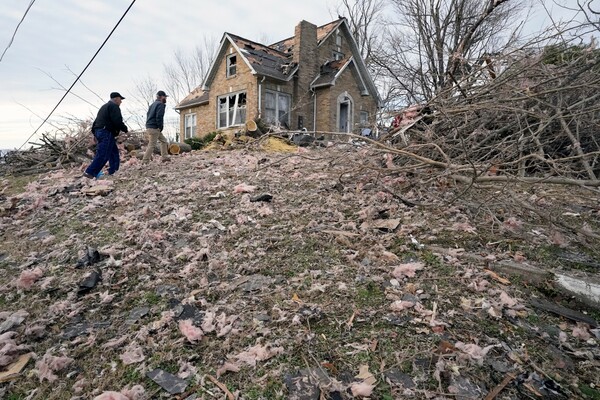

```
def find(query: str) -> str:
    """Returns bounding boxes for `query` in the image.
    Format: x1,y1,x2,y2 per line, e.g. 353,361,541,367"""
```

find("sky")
0,0,595,150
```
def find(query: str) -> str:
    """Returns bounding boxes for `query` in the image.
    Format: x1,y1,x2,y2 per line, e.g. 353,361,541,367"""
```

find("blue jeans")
85,129,120,176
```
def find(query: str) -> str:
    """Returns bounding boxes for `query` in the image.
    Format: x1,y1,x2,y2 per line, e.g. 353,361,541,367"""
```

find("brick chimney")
293,20,317,130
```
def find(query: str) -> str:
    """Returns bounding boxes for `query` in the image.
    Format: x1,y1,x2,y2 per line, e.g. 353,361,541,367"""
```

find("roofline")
310,58,368,96
202,33,258,90
317,18,345,48
175,98,209,110
269,18,345,49
336,19,381,106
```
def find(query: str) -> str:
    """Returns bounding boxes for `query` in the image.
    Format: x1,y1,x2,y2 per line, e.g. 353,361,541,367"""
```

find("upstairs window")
218,92,246,128
333,51,344,61
336,31,342,51
227,54,237,77
184,113,197,139
264,90,291,126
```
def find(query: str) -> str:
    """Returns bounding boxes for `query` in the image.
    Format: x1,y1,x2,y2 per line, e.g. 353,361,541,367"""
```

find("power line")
0,0,36,62
17,0,137,150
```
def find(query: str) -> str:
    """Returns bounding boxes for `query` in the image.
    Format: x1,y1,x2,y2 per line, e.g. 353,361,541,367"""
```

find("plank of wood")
529,298,598,327
0,353,32,383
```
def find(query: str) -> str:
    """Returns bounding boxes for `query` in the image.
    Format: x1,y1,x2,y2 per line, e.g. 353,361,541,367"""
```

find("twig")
206,374,235,400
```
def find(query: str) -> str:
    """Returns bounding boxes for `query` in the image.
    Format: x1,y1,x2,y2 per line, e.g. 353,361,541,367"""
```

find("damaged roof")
311,56,353,88
227,33,297,82
175,87,209,110
269,19,344,54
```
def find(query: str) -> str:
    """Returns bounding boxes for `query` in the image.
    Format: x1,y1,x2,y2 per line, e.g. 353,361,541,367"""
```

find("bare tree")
378,0,531,103
333,0,386,68
125,76,158,131
162,36,217,105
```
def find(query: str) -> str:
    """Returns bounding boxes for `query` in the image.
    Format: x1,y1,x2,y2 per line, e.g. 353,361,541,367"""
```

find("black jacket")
145,100,166,131
92,100,128,137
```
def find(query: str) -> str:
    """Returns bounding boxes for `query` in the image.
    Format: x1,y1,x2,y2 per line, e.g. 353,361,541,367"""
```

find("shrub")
184,137,204,150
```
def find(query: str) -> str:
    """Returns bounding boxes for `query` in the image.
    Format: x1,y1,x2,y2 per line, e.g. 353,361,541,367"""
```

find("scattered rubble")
0,144,598,399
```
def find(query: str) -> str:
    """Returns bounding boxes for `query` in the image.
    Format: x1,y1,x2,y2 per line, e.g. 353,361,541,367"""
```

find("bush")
183,131,220,150
184,137,204,150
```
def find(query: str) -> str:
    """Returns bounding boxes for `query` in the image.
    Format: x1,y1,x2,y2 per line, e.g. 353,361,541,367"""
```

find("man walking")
84,92,128,179
143,90,170,164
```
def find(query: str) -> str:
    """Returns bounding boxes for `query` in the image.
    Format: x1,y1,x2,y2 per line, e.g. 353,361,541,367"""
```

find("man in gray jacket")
143,90,170,164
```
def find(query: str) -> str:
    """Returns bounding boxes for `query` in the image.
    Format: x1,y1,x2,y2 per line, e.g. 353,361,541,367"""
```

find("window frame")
217,91,247,129
359,111,369,125
332,51,344,61
226,54,237,77
263,90,291,126
184,113,197,139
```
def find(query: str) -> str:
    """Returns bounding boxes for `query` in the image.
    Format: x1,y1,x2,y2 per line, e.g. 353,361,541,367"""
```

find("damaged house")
175,18,381,139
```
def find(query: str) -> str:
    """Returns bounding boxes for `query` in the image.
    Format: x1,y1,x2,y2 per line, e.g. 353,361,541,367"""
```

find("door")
339,102,349,132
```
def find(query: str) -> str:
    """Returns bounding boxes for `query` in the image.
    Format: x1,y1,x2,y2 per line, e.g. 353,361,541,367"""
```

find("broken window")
184,113,196,139
227,54,237,77
264,90,291,126
218,92,246,128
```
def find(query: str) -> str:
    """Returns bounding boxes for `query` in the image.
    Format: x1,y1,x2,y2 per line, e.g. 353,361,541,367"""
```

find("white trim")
336,91,354,133
217,90,247,129
263,89,291,126
225,34,257,74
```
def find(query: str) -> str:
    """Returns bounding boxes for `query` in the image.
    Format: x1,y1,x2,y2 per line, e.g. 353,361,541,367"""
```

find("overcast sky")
0,0,595,149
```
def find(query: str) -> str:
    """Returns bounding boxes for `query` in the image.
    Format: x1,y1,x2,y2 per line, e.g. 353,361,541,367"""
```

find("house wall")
292,21,318,131
184,43,259,138
260,81,295,127
315,64,378,133
317,27,353,63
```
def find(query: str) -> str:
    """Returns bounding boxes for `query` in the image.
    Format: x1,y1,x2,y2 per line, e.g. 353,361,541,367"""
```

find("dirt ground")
0,143,599,399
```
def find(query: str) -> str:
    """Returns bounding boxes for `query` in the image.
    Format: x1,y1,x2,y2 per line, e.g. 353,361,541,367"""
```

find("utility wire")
17,0,137,150
0,0,36,62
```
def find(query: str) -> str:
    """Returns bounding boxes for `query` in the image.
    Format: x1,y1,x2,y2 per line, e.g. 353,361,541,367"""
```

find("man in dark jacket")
83,92,128,179
142,90,170,164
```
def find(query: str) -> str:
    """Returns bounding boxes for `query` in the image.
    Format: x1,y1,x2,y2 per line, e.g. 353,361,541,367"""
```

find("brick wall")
292,21,318,130
315,64,377,134
187,42,259,138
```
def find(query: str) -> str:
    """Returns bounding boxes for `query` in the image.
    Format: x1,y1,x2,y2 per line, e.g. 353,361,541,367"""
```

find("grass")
1,174,41,196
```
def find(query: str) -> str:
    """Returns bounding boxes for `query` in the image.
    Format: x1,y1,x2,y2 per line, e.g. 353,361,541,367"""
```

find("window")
226,54,237,77
184,113,196,139
264,90,291,126
332,51,344,61
218,92,246,128
336,31,342,51
360,111,369,125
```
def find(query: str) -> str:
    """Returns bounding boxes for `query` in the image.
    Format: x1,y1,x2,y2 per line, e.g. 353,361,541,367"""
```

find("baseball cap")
157,90,169,97
110,92,125,99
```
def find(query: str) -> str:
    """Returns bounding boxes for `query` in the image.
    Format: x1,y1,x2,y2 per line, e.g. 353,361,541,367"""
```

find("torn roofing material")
227,33,296,82
269,18,344,54
176,88,209,110
311,56,352,88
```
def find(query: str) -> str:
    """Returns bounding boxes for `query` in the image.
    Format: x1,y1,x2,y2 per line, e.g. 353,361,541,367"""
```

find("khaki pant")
143,128,169,162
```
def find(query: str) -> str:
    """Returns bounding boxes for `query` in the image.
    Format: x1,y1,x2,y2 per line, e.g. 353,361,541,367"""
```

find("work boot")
83,172,94,179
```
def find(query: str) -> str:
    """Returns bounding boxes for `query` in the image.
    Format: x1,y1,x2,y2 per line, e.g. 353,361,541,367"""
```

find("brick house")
175,18,380,140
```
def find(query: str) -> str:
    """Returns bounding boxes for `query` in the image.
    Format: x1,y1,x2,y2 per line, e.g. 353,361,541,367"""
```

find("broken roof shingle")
227,33,295,81
311,57,352,88
176,88,209,110
269,19,344,54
